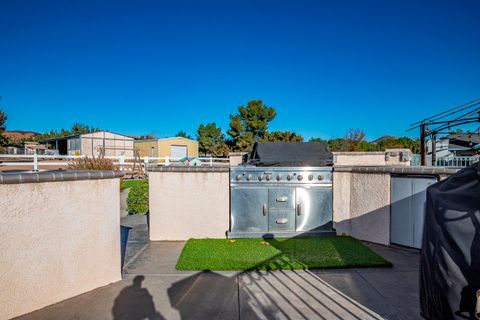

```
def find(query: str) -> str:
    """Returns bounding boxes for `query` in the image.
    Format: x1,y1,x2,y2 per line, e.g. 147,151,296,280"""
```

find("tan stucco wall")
334,152,387,165
158,138,199,158
135,140,159,158
0,179,121,319
229,152,247,166
332,172,351,235
149,171,229,240
135,138,199,158
333,172,391,245
333,150,411,166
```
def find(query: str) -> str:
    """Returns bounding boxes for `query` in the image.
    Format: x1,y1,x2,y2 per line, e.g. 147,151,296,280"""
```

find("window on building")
68,138,81,151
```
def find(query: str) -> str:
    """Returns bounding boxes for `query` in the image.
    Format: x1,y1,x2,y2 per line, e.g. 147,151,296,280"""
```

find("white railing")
411,154,479,167
0,154,230,172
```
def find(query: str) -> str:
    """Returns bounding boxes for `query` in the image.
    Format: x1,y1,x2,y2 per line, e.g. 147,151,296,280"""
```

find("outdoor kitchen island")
228,142,336,238
147,142,336,241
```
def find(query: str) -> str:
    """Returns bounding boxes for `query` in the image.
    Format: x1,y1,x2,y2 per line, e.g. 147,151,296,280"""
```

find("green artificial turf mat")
176,236,392,271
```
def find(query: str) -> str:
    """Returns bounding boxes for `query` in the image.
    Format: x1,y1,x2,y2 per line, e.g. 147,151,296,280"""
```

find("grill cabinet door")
231,187,268,233
295,187,333,232
268,188,296,232
390,176,436,248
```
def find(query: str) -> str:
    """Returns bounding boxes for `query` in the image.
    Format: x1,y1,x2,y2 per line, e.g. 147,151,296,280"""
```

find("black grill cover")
420,163,480,320
244,142,332,167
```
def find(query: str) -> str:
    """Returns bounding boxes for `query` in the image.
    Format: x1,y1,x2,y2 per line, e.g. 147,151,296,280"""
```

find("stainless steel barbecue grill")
228,142,336,238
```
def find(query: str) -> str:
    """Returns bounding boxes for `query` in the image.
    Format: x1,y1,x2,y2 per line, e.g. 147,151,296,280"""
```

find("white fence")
411,154,479,167
0,154,230,172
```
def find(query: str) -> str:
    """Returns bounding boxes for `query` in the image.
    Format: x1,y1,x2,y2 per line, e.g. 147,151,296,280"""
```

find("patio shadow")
112,275,165,320
120,225,132,269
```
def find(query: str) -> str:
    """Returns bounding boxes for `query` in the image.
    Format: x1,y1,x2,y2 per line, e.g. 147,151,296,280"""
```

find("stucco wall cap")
0,169,124,184
147,166,229,173
333,165,460,176
332,152,386,155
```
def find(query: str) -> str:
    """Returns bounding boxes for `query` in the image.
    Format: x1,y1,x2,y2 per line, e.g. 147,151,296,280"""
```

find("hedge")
126,179,149,214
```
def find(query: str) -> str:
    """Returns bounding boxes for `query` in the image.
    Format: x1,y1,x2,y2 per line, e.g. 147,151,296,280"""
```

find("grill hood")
243,142,333,167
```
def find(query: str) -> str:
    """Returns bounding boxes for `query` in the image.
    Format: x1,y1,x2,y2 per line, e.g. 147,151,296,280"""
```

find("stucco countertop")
0,169,124,184
333,165,460,176
147,166,229,173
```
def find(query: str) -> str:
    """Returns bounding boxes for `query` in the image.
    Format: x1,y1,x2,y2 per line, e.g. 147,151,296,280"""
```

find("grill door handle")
297,203,302,216
263,204,267,216
276,196,288,202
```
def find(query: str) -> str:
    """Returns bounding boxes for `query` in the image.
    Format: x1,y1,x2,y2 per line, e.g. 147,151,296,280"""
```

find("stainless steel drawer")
268,209,295,232
268,188,295,210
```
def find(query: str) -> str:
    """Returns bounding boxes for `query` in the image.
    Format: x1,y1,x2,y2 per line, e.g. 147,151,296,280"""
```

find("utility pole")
420,123,426,166
408,99,480,166
431,133,437,167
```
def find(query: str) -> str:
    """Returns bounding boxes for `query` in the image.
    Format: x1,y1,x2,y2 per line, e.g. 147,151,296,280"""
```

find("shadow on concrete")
163,267,386,319
121,214,150,271
112,275,165,320
158,186,433,319
120,225,132,269
114,184,431,319
162,231,394,319
236,236,389,319
167,271,259,320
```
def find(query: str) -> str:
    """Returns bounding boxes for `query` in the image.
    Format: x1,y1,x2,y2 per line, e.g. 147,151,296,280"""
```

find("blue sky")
1,0,479,140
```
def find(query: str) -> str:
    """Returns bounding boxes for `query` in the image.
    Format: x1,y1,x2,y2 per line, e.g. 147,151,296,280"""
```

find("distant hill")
3,130,39,143
371,135,396,144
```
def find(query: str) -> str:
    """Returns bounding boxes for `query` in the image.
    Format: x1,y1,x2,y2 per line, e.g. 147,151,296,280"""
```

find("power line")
407,98,480,166
407,98,480,131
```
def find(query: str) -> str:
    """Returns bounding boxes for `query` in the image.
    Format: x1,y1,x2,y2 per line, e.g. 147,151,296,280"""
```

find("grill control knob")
286,174,292,181
247,174,253,181
258,175,264,181
236,175,242,181
308,174,314,181
318,175,324,181
297,175,304,181
265,174,272,181
276,175,282,181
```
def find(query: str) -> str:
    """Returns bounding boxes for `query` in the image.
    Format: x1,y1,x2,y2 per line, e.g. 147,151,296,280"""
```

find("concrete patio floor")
16,216,421,320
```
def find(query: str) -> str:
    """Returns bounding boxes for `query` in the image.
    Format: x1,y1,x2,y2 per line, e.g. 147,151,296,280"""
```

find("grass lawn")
121,179,146,190
176,236,392,271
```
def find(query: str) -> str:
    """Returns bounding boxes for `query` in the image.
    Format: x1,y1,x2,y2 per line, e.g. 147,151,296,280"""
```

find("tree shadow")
112,275,165,320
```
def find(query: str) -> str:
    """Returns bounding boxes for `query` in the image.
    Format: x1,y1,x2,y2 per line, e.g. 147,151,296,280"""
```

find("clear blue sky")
1,0,479,140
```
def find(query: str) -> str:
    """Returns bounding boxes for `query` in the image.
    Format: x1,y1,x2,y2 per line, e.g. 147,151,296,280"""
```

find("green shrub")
121,179,146,190
127,179,149,214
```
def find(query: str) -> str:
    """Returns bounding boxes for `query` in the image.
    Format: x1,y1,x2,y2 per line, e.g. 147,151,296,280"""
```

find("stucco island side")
0,170,123,320
148,167,230,241
332,165,459,246
333,171,391,245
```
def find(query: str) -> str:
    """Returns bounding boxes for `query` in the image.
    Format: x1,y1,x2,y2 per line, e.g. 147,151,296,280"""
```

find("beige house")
135,137,199,158
39,131,135,157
